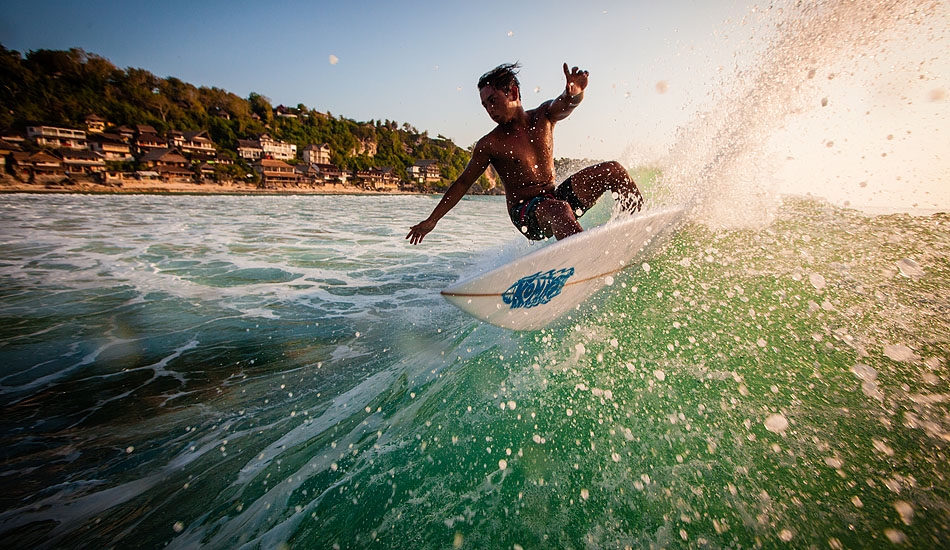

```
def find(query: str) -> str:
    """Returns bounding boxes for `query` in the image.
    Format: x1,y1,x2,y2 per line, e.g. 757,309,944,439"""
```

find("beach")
0,178,427,196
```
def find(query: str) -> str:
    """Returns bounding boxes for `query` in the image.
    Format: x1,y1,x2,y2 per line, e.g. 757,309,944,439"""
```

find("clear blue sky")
1,0,757,160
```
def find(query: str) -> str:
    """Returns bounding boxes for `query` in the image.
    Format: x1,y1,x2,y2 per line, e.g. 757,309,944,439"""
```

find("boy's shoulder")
476,128,502,151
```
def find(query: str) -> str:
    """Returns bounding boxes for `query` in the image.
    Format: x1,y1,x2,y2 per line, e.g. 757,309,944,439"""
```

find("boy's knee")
598,160,626,177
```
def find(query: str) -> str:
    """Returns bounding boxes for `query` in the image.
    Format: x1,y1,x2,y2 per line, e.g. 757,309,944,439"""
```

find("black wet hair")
478,62,521,96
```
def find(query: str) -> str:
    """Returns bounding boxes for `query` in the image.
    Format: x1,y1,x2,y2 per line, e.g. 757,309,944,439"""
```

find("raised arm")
546,63,589,122
406,141,491,245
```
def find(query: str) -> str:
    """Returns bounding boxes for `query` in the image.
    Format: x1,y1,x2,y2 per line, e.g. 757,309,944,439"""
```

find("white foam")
884,344,918,363
764,413,789,434
896,259,925,279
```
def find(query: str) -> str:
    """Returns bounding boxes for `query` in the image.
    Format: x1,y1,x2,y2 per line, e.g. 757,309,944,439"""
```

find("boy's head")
477,62,521,97
478,62,522,123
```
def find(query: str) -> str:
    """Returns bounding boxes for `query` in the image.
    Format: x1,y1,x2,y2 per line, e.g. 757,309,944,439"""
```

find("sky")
1,0,947,212
0,0,757,160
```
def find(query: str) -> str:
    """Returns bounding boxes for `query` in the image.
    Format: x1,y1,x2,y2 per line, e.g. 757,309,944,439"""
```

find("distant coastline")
0,47,502,196
0,177,439,196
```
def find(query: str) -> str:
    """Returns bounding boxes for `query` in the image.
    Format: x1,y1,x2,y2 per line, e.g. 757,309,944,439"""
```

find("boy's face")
479,85,520,124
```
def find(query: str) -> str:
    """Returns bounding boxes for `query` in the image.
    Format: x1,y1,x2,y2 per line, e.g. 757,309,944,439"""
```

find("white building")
302,143,331,165
408,159,441,183
259,134,297,161
237,139,264,161
27,125,87,149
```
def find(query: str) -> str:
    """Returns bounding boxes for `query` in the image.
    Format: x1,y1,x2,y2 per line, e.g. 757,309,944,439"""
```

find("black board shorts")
508,177,588,240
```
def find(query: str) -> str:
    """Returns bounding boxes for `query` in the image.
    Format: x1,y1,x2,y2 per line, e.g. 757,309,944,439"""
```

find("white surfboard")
441,206,685,330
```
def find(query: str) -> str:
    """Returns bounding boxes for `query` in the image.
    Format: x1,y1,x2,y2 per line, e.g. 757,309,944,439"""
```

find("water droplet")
765,413,789,433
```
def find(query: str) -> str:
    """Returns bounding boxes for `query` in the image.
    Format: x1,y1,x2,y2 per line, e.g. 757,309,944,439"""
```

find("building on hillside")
87,133,134,161
55,148,106,174
167,130,216,159
26,125,87,149
302,143,331,165
139,147,189,169
156,164,195,183
313,163,349,185
356,167,400,191
294,163,324,186
134,124,158,136
85,114,107,134
10,150,66,179
135,170,161,182
237,139,264,161
98,170,125,186
0,131,26,146
275,105,298,118
259,134,297,161
195,162,218,182
114,126,135,142
155,166,195,183
135,133,166,155
408,159,441,183
137,147,193,182
0,138,22,173
253,158,297,188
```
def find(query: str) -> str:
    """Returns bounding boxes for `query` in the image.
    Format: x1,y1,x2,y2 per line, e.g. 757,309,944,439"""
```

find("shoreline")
0,180,438,196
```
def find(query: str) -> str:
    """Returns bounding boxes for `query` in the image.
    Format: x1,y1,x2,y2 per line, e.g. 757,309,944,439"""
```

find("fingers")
406,228,425,245
563,63,589,80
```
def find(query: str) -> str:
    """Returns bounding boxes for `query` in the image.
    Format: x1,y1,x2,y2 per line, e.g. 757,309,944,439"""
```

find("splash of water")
657,0,948,228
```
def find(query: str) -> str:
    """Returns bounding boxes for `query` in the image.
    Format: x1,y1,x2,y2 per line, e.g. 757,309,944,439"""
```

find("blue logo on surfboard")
502,268,575,309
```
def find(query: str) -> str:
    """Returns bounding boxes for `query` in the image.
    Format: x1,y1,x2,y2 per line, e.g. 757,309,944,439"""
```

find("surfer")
407,62,643,244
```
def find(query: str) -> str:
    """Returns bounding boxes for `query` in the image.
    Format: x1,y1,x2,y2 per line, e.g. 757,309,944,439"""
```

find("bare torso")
480,106,558,210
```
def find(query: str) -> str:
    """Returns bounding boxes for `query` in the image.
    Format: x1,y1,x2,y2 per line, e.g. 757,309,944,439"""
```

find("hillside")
0,46,494,191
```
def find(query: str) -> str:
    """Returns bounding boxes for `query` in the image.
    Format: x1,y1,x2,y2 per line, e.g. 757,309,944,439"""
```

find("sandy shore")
0,179,425,196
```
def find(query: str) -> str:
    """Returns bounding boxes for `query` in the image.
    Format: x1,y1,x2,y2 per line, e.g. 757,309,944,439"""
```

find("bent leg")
562,161,643,213
534,199,583,240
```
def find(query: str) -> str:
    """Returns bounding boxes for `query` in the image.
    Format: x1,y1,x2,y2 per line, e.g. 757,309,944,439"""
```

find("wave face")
0,192,947,549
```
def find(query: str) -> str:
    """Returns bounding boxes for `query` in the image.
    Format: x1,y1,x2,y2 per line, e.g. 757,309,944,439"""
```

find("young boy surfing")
407,62,643,245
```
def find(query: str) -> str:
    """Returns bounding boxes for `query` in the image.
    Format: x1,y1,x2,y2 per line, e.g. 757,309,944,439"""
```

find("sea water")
0,192,947,549
3,0,950,547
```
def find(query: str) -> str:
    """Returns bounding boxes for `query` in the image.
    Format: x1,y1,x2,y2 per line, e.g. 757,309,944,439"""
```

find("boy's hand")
406,219,436,245
563,63,589,96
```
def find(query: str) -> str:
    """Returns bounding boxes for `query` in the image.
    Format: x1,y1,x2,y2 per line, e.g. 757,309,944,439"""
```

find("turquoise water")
0,193,946,548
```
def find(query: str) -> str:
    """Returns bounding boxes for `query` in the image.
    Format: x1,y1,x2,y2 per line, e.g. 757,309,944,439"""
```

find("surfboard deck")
441,206,685,330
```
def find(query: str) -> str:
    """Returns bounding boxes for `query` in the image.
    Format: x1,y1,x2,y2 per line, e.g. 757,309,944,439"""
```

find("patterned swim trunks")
508,177,588,240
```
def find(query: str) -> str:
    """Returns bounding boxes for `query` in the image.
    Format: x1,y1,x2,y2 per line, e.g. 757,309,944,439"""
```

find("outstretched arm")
406,142,491,245
546,63,589,122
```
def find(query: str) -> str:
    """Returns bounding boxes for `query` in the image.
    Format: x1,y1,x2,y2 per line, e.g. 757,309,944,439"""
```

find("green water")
0,194,947,549
274,200,948,550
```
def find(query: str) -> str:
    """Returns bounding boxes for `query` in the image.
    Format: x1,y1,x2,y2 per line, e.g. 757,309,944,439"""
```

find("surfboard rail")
441,206,685,330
